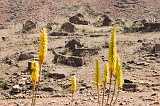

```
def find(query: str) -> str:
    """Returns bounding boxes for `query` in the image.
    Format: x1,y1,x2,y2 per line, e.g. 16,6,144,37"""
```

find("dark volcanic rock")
49,32,68,36
48,72,65,79
42,86,54,92
69,13,89,25
18,53,34,61
123,83,138,92
61,22,75,33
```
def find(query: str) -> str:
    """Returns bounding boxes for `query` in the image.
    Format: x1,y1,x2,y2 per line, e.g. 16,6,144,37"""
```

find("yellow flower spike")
31,61,40,85
39,28,47,65
94,58,101,105
103,62,109,87
71,75,76,94
94,58,100,89
108,25,117,74
115,55,123,90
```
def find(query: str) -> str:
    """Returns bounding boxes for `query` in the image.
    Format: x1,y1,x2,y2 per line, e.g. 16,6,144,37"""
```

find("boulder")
102,15,112,26
143,23,160,32
69,13,89,25
41,86,54,92
48,72,65,79
22,20,37,33
65,39,82,51
53,49,84,67
18,53,34,61
61,22,75,33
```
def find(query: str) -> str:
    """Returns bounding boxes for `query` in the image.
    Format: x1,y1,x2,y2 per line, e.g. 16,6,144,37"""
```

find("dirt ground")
0,25,160,106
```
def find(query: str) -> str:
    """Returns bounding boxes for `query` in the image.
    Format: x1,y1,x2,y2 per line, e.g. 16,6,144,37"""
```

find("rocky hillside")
0,0,160,26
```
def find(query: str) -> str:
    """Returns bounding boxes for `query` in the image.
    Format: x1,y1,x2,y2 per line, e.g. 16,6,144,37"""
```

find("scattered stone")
10,85,22,95
49,32,68,36
48,72,65,79
136,61,149,66
137,39,143,43
18,53,34,61
61,84,71,90
81,82,92,89
42,86,54,92
124,79,133,83
27,61,32,71
61,22,75,33
22,20,37,33
1,36,8,41
143,22,160,32
65,39,82,51
153,101,160,105
123,83,138,92
0,81,10,90
69,13,89,25
79,86,86,92
5,57,16,65
151,93,157,96
53,49,84,66
154,44,160,53
102,15,112,26
12,72,20,77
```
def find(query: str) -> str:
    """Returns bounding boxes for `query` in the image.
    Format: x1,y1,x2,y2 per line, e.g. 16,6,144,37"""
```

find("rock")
143,22,160,32
79,86,86,92
27,61,32,70
151,93,157,96
154,44,160,53
49,32,68,36
42,86,54,92
81,82,92,89
1,36,8,41
48,72,65,79
123,83,138,92
61,84,71,90
136,61,149,66
0,82,10,90
10,85,22,95
22,20,37,33
69,13,89,25
65,39,82,51
12,72,20,77
53,49,84,67
124,79,133,83
102,15,112,26
18,53,34,61
61,22,75,33
153,102,160,105
5,57,16,65
46,22,56,31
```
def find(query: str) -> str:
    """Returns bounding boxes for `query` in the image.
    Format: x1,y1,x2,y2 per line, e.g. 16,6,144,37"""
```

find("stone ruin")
22,20,37,33
69,13,89,25
53,39,99,67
